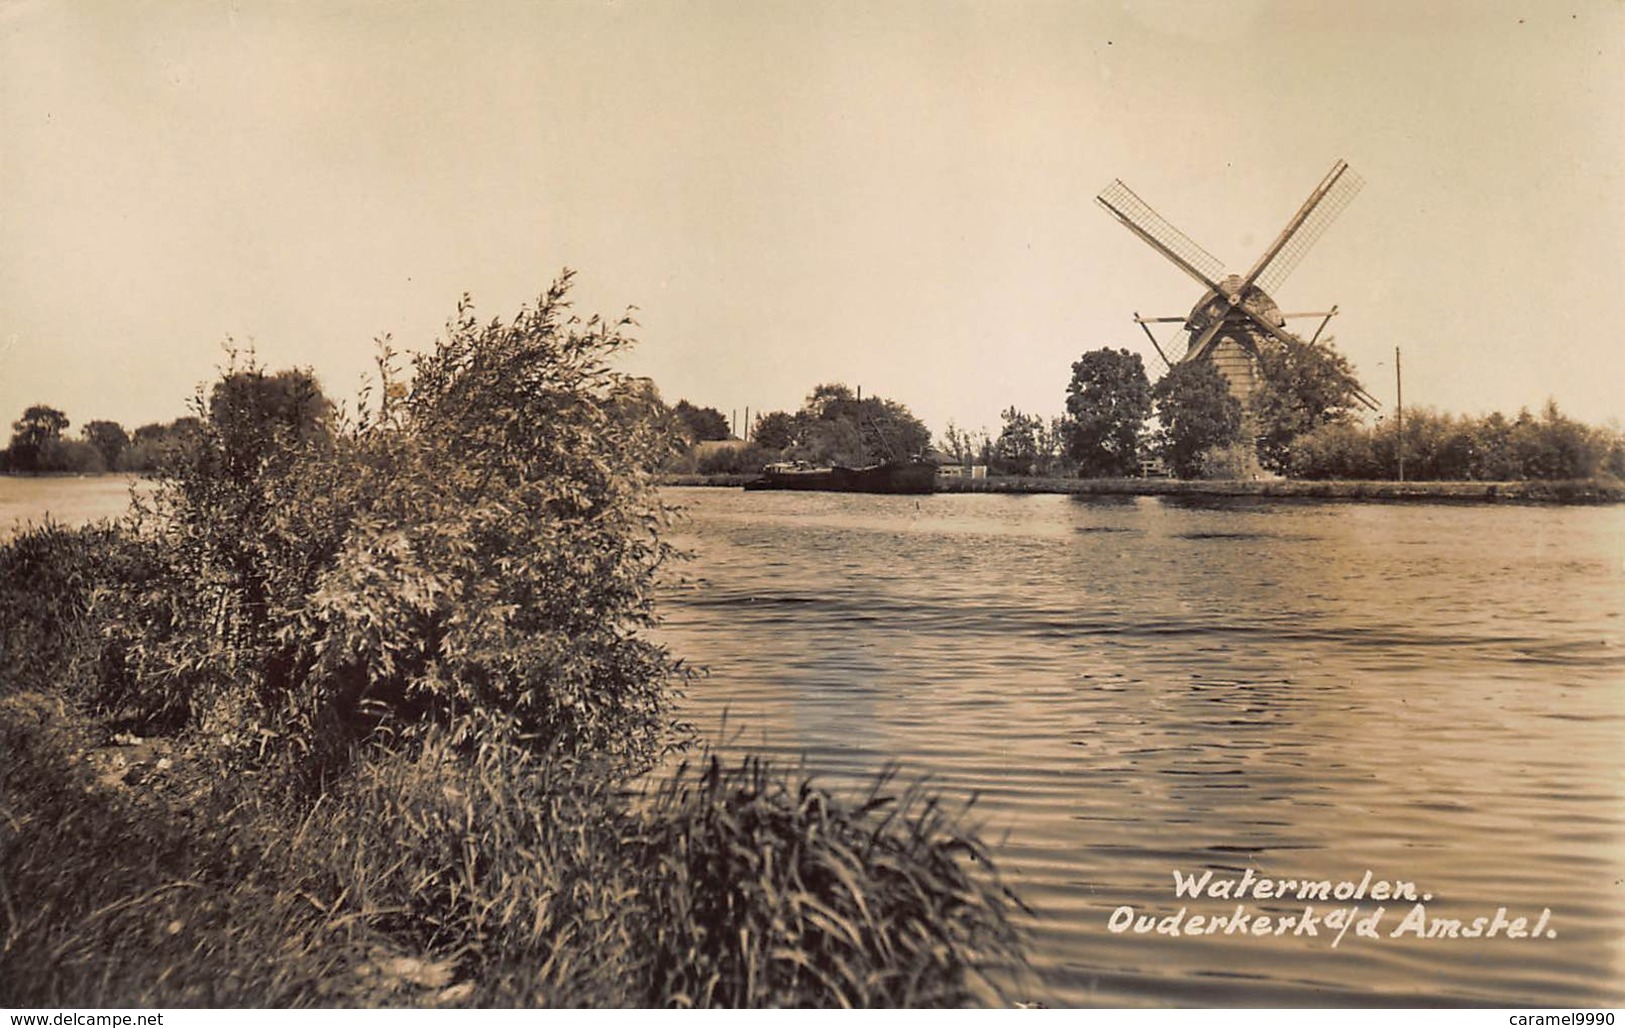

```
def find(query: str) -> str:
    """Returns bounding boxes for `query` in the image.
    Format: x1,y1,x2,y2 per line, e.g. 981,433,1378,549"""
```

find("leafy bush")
1196,441,1263,480
97,277,681,781
1288,421,1381,480
0,523,168,707
1286,402,1625,481
1251,335,1365,474
0,523,118,697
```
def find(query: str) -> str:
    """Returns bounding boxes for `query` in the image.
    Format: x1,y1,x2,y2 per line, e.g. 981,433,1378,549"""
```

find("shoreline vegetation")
9,469,1622,505
661,472,1625,504
0,280,1031,1008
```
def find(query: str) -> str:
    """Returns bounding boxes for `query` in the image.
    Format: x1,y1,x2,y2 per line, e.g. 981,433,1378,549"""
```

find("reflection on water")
654,488,1625,1006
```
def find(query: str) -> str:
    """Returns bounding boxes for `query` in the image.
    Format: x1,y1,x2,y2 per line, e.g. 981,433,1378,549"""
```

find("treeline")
950,337,1625,483
1291,402,1625,481
1,406,200,474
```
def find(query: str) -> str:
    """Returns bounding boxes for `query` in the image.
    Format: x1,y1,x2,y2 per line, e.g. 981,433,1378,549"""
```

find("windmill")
1096,159,1379,410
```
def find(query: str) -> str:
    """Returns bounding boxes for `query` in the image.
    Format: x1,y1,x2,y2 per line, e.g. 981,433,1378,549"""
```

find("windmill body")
1097,160,1376,412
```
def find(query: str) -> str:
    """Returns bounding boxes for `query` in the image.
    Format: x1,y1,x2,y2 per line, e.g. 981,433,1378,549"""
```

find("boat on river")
743,458,938,495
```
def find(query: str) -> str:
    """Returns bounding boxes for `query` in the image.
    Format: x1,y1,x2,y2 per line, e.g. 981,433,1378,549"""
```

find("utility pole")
1395,346,1404,483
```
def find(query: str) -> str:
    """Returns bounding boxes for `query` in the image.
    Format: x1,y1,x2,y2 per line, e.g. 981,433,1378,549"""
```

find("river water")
7,477,1622,1006
653,487,1625,1007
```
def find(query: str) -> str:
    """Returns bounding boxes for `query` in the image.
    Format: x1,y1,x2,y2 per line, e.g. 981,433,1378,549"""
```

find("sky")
3,0,1623,443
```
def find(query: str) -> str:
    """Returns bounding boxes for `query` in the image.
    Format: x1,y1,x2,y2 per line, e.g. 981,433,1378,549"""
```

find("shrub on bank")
1288,403,1625,482
91,278,682,783
0,273,1031,1007
0,522,153,699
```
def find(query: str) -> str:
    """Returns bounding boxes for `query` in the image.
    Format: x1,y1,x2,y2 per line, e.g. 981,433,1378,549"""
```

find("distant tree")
1284,401,1625,482
672,400,731,442
40,439,106,474
1036,417,1071,477
208,367,331,477
1152,360,1246,479
1065,349,1151,477
752,410,796,451
7,405,70,472
606,377,686,471
789,383,930,466
82,420,130,469
992,407,1041,476
1252,336,1366,474
791,416,864,466
120,417,204,472
1288,420,1380,480
938,421,975,467
1468,411,1520,481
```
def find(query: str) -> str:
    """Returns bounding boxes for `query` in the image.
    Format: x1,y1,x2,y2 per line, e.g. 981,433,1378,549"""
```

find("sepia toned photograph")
2,0,1621,1011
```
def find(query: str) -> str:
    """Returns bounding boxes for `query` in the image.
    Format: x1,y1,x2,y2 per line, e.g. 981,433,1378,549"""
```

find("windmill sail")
1253,163,1364,296
1096,179,1226,289
1158,325,1194,367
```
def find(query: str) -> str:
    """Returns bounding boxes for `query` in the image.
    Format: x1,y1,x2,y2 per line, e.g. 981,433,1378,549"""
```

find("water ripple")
655,488,1625,1007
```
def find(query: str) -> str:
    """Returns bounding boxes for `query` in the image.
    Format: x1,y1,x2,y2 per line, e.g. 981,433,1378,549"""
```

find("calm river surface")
7,477,1622,1006
654,487,1625,1007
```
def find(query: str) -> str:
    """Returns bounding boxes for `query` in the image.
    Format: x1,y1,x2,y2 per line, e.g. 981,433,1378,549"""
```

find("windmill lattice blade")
1254,165,1364,296
1160,325,1193,366
1096,179,1226,286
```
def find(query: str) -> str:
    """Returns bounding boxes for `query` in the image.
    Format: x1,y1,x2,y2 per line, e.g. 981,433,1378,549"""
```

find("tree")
752,410,796,452
937,421,974,467
1287,420,1379,479
992,407,1041,476
7,405,70,472
1065,349,1151,477
1036,417,1071,477
208,367,331,479
82,420,130,469
1251,335,1366,473
672,400,731,442
1152,360,1246,479
121,418,203,472
789,383,930,466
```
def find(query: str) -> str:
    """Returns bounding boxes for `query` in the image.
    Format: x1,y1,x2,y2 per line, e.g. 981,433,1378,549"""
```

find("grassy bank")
0,687,1026,1007
662,472,1625,504
0,282,1031,1008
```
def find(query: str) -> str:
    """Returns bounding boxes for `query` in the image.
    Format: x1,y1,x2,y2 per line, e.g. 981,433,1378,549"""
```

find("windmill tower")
1096,159,1378,410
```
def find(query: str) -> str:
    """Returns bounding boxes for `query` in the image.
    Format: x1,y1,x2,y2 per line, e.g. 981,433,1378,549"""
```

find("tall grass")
632,756,1025,1007
1,698,1027,1007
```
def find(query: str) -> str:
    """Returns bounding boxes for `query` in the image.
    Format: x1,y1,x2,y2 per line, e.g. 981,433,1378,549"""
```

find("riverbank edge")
659,473,1625,504
11,471,1618,504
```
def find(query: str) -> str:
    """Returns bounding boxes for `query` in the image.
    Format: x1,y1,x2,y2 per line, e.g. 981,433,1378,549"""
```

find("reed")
0,699,1029,1007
